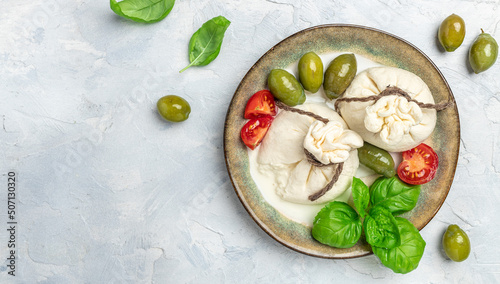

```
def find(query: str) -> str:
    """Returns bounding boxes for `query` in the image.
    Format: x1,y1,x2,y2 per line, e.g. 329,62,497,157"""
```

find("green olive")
442,224,471,262
358,142,395,178
157,95,191,122
298,52,323,93
469,30,498,74
268,69,306,106
438,14,466,52
323,54,357,99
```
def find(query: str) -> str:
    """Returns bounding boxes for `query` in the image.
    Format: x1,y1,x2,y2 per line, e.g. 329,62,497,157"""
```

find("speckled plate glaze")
224,25,460,258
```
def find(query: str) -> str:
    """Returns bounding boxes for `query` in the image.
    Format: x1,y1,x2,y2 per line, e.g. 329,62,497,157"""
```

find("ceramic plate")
224,25,460,258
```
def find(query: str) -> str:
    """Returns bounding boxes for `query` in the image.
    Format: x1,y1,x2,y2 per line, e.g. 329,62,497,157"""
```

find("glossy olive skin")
157,95,191,122
469,31,498,74
323,54,357,99
443,224,471,262
438,14,466,52
358,142,395,178
268,69,306,106
298,52,324,93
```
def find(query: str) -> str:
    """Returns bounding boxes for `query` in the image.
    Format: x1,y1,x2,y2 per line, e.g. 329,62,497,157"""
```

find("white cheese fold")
304,120,363,164
364,95,423,145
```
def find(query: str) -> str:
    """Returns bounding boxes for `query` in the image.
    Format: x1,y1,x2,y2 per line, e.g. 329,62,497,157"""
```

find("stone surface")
1,0,499,282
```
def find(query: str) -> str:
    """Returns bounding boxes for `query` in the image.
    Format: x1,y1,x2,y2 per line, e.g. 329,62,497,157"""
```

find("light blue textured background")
1,0,499,283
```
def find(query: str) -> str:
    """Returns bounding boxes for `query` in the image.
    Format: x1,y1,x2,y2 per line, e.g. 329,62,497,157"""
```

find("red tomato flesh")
397,143,439,185
241,116,274,150
244,90,277,119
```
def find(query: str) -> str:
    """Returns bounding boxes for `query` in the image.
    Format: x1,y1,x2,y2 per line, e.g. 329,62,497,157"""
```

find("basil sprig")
370,176,421,215
363,206,400,249
180,16,231,73
110,0,175,23
312,176,425,274
352,177,369,218
311,201,362,249
373,218,426,274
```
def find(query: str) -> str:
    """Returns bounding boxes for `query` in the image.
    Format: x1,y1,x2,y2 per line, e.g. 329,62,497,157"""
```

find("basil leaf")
179,16,231,73
352,177,369,218
372,217,426,274
312,201,362,248
363,206,400,249
110,0,175,23
370,176,421,215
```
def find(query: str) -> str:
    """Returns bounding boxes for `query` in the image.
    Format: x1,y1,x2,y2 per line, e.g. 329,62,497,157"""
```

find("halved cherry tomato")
244,90,277,119
241,116,274,150
397,143,439,185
